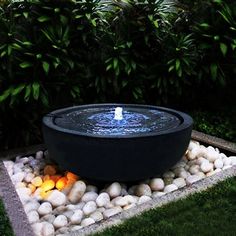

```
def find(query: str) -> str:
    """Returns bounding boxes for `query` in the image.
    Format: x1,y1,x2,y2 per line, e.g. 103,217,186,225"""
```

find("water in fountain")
54,106,182,136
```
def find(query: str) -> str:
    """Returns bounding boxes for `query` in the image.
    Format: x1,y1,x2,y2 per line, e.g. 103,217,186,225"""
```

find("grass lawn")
0,199,14,236
95,176,236,236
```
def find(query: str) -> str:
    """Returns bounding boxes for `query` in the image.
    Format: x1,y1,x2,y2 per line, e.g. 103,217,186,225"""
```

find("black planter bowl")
42,104,193,182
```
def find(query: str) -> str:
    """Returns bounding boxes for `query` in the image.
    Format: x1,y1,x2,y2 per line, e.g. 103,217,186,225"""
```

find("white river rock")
82,201,97,215
138,196,152,204
53,215,68,228
70,209,84,224
163,184,178,193
96,193,110,207
28,210,39,224
173,178,186,188
149,178,165,191
135,184,152,197
46,190,67,207
81,192,98,202
106,182,122,198
38,202,53,215
68,181,86,204
41,222,55,236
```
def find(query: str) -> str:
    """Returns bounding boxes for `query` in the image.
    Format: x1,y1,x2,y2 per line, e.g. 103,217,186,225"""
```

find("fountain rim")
42,103,193,139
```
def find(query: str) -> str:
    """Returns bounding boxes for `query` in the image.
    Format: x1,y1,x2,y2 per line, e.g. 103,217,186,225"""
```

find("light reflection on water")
54,107,181,136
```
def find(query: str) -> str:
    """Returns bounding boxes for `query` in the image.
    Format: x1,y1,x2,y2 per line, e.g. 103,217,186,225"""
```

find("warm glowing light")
50,175,62,183
41,180,55,192
44,165,57,175
56,177,67,190
43,175,50,181
40,190,52,199
28,183,36,193
66,172,78,181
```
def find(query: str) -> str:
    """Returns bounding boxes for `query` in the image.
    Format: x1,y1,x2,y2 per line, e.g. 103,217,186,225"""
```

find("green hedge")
0,0,235,149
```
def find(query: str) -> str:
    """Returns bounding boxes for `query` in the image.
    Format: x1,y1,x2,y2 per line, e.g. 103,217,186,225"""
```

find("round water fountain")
42,104,193,181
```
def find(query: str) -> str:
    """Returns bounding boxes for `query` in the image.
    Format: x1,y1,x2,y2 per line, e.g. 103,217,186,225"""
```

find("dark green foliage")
191,109,236,142
95,177,236,236
0,0,235,149
0,199,14,236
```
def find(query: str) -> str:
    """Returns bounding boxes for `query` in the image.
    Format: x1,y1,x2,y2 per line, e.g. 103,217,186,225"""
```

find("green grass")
0,199,14,236
95,177,236,236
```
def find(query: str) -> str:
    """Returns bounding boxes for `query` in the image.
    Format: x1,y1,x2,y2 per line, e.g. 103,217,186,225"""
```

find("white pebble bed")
3,140,236,236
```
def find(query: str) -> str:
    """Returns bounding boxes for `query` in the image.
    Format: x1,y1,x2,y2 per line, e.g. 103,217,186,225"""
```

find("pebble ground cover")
94,176,236,236
2,140,236,235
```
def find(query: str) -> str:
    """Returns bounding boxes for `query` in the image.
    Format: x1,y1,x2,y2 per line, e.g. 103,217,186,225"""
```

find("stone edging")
0,161,35,236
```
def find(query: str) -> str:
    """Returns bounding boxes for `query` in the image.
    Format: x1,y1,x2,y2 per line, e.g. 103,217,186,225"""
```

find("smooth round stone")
24,201,40,213
11,172,25,183
206,150,219,162
16,187,31,197
213,168,222,174
163,184,178,193
189,165,200,175
149,178,165,191
81,218,95,227
138,196,152,205
111,196,123,205
81,192,98,202
46,190,67,207
33,188,44,201
104,202,114,209
31,176,43,187
97,207,106,213
4,160,14,170
195,172,206,179
152,191,166,198
90,211,103,222
36,151,44,160
214,159,223,169
28,210,39,224
68,181,86,204
38,202,53,215
229,156,236,165
188,141,199,151
70,209,83,224
135,184,152,197
106,182,122,198
31,222,43,236
178,170,188,179
163,171,175,178
66,204,78,211
15,182,26,189
195,157,208,165
53,215,68,228
41,214,56,224
187,147,199,160
96,193,110,207
173,160,186,169
24,173,35,183
186,175,201,185
41,222,55,236
82,201,97,215
75,202,86,209
200,162,213,173
173,178,186,188
86,185,98,193
103,206,122,219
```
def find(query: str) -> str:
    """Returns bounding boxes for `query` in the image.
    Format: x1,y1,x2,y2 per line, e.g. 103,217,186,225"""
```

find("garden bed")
0,131,235,236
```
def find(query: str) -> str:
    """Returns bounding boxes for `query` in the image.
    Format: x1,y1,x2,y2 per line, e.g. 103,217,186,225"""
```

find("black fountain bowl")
42,104,193,182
